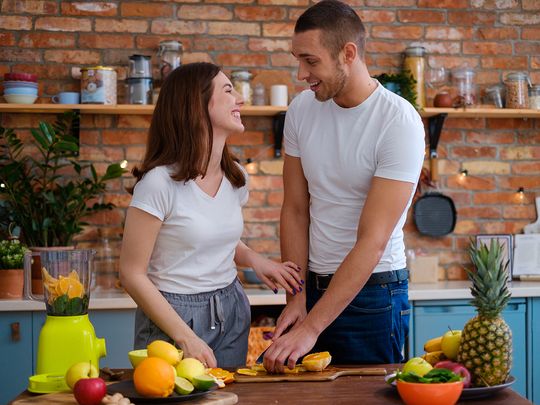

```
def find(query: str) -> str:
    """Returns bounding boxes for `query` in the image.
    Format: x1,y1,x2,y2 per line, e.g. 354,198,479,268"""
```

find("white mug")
270,85,288,107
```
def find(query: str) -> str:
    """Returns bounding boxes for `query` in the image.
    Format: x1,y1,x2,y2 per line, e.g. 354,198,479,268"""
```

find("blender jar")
451,67,476,107
25,249,95,316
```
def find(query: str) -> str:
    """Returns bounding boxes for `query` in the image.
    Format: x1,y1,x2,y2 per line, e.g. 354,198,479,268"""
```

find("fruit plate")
106,380,217,403
385,373,516,399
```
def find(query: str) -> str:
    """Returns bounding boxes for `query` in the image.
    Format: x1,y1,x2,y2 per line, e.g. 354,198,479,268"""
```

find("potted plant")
0,235,30,299
0,112,126,293
374,72,418,108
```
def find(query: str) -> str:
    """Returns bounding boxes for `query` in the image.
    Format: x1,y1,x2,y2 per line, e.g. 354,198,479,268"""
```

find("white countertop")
2,281,540,311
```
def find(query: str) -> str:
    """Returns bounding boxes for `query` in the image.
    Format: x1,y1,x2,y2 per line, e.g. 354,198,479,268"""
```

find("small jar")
157,40,183,81
485,84,505,108
252,83,266,106
451,67,476,107
504,72,530,109
403,46,426,108
529,84,540,110
231,70,252,105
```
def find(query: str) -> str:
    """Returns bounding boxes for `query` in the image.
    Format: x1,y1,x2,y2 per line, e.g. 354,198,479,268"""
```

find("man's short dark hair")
295,0,366,59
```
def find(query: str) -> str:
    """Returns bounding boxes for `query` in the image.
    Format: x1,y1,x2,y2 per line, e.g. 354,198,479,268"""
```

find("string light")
517,187,525,201
120,160,128,169
460,169,468,178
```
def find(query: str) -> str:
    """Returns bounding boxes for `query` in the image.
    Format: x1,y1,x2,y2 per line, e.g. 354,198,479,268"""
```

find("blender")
24,249,107,393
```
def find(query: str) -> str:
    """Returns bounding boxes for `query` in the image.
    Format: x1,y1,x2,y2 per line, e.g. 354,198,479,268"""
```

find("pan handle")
430,152,438,182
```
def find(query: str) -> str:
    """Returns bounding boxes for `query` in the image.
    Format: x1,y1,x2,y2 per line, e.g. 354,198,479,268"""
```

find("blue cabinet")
0,312,33,405
409,298,527,398
531,298,540,405
89,309,136,368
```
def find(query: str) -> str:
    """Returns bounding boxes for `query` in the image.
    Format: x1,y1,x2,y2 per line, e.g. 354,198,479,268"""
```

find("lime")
192,374,216,391
174,376,194,395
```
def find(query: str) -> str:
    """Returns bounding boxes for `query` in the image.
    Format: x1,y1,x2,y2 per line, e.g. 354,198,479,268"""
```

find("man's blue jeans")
306,273,410,364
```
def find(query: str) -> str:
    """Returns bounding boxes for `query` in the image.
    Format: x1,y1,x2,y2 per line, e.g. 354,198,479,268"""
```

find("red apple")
73,377,107,405
434,360,472,388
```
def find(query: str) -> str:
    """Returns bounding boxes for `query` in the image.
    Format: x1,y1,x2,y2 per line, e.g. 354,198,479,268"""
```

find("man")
263,0,425,373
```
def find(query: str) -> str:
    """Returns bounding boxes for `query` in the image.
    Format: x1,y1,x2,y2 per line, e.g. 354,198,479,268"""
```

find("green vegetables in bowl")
389,368,462,384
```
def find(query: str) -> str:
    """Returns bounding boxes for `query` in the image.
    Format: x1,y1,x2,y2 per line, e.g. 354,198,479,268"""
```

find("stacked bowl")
3,72,38,104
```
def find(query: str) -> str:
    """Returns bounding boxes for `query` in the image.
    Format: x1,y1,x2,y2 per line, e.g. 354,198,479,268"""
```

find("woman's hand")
179,336,217,368
251,258,303,295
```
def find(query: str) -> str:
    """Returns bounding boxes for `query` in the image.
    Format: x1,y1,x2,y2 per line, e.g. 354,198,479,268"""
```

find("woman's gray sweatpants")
133,278,251,368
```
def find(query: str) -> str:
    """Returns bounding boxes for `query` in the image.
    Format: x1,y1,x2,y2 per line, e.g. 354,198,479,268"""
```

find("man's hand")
272,298,307,340
263,323,318,373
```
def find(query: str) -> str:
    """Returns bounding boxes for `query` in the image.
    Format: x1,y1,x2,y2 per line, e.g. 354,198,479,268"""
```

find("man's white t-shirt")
284,83,425,275
129,165,248,294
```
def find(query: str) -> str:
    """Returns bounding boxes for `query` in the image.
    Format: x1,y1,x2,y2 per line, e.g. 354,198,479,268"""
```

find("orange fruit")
302,351,332,372
56,276,84,299
133,357,175,397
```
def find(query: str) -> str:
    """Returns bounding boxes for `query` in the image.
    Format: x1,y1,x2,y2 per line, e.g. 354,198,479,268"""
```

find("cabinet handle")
11,322,20,342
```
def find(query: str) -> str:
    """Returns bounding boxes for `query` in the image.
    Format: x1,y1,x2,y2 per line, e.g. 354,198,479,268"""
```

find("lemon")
192,374,216,391
174,376,194,395
147,340,181,366
176,358,206,383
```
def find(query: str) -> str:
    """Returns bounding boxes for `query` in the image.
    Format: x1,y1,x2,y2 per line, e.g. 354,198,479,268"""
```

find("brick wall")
1,0,539,283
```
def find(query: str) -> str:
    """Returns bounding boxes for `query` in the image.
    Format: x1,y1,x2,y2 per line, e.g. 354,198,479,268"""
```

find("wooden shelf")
0,103,287,116
1,103,539,118
421,107,540,119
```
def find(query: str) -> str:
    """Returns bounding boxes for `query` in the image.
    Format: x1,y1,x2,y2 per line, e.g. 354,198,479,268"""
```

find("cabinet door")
89,309,135,368
0,312,33,405
531,298,540,405
411,299,527,399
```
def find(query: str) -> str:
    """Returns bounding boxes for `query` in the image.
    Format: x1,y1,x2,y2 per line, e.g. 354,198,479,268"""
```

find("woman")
119,62,302,368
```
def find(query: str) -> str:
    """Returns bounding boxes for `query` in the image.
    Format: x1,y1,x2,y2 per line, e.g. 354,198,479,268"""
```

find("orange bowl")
397,380,464,405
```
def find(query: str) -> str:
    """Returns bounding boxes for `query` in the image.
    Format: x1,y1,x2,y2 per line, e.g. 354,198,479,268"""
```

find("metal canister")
80,66,117,104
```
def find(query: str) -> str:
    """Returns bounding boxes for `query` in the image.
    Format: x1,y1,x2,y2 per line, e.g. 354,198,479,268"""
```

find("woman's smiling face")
208,71,245,137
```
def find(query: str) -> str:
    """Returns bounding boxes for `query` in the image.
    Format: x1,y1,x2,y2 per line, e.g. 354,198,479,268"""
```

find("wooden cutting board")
234,367,387,383
12,390,238,405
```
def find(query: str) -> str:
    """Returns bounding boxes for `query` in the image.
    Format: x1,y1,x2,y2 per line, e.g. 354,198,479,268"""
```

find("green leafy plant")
374,72,417,108
0,238,29,269
0,112,126,247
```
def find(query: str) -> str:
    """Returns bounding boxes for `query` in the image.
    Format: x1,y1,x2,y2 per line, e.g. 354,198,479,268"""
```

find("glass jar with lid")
157,40,183,81
403,46,426,108
451,67,477,107
504,72,530,109
231,70,252,105
530,84,540,110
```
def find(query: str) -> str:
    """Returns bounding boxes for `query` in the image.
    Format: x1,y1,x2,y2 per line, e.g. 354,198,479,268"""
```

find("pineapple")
457,239,512,387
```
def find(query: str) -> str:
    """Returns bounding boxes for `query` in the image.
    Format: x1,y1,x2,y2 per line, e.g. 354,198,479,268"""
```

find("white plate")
385,372,516,399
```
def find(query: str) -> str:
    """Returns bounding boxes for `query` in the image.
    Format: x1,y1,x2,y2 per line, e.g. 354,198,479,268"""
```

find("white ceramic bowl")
3,94,38,104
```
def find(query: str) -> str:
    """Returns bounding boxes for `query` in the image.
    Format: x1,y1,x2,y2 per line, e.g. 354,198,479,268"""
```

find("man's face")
292,29,347,102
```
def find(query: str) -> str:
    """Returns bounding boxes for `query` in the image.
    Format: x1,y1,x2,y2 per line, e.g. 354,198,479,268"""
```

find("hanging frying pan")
413,168,457,237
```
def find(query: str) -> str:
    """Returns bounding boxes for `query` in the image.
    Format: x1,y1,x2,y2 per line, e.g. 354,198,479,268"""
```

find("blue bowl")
4,87,39,95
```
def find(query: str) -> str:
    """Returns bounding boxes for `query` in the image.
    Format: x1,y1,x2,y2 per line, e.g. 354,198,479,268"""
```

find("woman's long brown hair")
129,62,245,193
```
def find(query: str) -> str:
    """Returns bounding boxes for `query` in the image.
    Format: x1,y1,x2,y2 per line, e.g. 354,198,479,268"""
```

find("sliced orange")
207,368,235,384
302,351,332,372
250,364,266,372
236,368,258,376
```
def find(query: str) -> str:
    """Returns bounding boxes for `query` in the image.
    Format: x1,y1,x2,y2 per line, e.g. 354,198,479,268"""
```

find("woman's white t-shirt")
130,165,248,294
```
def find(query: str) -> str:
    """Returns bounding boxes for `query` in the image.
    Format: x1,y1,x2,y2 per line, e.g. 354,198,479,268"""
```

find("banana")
423,336,443,352
421,350,447,366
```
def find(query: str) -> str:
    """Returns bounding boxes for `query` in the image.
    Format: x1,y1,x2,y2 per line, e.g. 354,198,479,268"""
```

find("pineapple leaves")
466,239,511,318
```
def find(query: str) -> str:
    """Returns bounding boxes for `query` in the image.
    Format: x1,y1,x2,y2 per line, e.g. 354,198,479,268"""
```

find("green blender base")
30,314,106,393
